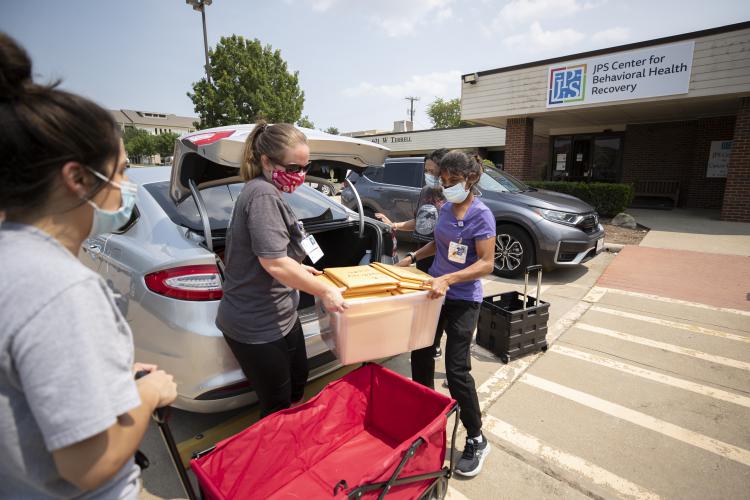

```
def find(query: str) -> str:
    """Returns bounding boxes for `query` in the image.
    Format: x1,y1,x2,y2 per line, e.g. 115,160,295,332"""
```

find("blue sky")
3,0,749,132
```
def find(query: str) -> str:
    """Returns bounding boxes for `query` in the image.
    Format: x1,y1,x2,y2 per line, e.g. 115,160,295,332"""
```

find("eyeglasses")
269,157,312,174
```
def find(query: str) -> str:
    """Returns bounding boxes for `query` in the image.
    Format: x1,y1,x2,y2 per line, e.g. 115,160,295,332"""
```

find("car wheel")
319,182,334,196
493,224,534,278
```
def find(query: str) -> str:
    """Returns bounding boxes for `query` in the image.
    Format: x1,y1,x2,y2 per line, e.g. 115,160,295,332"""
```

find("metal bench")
632,180,680,208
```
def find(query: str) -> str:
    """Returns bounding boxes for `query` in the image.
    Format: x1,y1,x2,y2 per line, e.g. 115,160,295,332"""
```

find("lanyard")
455,219,464,245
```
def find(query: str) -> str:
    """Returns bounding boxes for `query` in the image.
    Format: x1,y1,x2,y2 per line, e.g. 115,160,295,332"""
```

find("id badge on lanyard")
448,220,468,264
297,221,324,264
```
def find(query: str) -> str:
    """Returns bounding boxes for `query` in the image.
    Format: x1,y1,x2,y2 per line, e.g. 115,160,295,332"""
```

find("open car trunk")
204,219,389,312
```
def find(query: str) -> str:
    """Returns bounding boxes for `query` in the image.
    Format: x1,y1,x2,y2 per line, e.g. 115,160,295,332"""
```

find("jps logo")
549,64,586,105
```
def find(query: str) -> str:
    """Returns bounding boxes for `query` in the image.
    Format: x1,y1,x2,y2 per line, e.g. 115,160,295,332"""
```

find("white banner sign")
546,41,694,108
706,140,732,178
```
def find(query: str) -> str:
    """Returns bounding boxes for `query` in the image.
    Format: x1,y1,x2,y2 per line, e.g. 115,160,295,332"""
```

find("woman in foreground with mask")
397,151,495,478
216,121,347,418
0,34,177,498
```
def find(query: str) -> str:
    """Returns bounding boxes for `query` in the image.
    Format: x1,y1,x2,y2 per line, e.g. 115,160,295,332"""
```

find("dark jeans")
223,319,309,418
411,299,482,437
417,255,443,350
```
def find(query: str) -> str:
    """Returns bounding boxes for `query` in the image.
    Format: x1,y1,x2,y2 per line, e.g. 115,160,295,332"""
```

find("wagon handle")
135,370,198,500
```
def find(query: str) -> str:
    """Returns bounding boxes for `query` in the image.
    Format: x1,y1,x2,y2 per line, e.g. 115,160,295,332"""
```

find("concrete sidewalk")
630,208,750,256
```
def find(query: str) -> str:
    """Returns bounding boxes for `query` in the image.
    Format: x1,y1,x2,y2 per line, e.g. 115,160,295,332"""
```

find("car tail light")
145,265,223,301
184,130,235,146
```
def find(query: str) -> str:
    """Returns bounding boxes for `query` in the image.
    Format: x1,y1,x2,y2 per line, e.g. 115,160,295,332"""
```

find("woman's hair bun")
0,33,34,100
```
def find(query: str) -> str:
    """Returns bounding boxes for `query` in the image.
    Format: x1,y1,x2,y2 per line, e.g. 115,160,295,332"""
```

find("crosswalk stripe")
484,415,661,500
550,344,750,409
590,306,750,343
591,287,750,317
521,374,750,467
575,323,750,371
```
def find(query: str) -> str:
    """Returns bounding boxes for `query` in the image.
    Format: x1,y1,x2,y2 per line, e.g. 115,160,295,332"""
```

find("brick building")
461,22,750,222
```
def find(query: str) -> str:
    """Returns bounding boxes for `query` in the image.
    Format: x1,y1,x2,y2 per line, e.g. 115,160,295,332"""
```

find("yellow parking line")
176,364,359,468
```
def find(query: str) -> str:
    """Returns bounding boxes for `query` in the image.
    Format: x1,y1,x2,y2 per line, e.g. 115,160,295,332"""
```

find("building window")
549,133,622,182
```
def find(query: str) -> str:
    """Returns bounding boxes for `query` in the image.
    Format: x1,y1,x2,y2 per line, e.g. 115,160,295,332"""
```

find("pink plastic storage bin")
318,291,445,365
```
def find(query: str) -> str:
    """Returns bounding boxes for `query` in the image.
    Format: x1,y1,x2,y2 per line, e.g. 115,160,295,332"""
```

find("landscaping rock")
611,212,637,229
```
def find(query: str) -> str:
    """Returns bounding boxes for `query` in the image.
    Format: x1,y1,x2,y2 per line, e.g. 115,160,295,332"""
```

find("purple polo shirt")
428,199,496,302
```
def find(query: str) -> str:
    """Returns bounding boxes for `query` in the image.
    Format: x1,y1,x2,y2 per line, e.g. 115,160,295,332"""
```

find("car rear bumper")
133,295,340,413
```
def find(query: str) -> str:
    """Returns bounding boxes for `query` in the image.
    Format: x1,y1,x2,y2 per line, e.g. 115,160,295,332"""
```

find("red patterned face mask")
271,168,306,193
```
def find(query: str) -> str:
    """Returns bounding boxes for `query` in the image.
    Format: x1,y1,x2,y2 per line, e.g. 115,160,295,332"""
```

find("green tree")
188,35,305,128
155,132,180,157
296,115,315,128
123,128,157,162
426,97,470,129
324,126,340,135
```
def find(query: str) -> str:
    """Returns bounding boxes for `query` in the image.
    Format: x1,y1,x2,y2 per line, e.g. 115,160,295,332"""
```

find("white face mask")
442,181,470,204
424,173,441,188
85,167,137,237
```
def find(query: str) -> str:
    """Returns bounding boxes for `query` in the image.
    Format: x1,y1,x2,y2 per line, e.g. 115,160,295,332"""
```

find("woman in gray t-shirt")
216,122,347,418
0,34,177,499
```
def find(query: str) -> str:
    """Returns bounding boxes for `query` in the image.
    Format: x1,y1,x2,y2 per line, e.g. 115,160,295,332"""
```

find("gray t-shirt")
216,177,307,344
0,223,141,499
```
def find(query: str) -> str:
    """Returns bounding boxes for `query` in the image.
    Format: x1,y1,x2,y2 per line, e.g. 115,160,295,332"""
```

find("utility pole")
405,96,420,123
186,0,213,85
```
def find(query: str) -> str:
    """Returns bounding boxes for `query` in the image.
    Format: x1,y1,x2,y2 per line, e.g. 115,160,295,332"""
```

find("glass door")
570,137,592,181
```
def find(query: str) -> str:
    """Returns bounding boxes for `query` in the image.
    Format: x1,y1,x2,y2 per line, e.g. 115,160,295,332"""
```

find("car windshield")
144,181,348,233
477,168,528,193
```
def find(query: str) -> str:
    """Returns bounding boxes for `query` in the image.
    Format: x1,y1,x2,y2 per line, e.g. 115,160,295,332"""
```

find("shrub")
525,181,634,217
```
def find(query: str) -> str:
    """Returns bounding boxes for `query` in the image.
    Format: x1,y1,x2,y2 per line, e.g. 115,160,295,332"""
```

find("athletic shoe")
433,347,442,359
454,434,490,477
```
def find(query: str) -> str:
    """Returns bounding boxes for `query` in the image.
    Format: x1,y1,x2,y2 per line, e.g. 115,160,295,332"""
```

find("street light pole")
186,0,212,85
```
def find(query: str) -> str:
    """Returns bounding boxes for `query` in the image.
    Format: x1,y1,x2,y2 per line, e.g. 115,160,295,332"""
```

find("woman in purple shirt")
398,151,495,477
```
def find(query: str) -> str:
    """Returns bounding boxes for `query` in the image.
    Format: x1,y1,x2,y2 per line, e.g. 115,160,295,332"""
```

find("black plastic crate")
476,267,549,363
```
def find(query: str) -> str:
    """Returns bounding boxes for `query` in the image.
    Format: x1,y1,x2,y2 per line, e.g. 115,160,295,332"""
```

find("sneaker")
454,434,490,477
433,347,442,359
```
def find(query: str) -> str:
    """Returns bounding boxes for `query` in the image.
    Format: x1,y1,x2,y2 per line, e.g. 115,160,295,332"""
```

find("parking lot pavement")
480,284,750,499
139,251,617,499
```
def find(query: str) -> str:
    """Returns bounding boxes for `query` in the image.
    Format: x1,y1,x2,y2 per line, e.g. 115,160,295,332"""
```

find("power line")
405,96,420,123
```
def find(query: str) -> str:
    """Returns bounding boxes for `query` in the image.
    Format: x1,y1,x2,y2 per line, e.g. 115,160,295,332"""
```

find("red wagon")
190,364,459,499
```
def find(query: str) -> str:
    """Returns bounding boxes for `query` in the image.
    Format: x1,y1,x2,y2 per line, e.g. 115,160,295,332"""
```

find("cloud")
342,70,462,99
302,0,341,12
297,0,454,37
491,0,602,29
372,0,454,37
592,26,631,44
503,22,585,51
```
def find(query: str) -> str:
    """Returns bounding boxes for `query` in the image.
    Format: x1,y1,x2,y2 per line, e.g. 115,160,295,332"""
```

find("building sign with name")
369,135,412,145
547,41,694,108
706,140,732,178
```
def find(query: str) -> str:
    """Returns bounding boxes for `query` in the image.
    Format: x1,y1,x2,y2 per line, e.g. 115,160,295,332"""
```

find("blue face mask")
442,181,470,204
424,173,441,188
85,167,137,237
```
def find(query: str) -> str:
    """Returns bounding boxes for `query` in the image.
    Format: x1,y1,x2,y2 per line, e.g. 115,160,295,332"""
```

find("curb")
604,242,624,253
